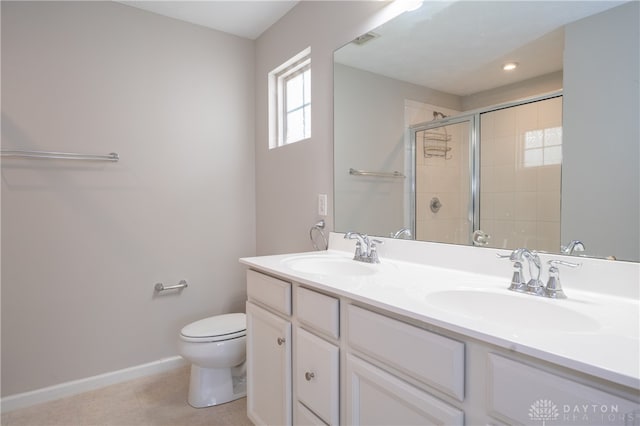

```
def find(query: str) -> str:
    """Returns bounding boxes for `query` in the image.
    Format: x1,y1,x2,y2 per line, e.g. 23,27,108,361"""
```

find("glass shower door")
478,96,563,251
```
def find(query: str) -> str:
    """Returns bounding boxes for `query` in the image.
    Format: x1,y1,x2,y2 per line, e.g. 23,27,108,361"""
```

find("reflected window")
524,127,562,167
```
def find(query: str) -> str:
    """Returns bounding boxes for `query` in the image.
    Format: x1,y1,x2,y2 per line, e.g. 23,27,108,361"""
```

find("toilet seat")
180,313,246,343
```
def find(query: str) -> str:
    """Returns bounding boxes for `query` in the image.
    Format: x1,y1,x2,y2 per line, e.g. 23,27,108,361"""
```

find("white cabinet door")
296,327,339,425
487,353,640,425
246,302,292,426
346,354,464,426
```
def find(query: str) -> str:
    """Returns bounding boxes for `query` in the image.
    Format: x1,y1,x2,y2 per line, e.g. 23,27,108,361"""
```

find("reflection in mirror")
334,1,639,261
414,114,472,246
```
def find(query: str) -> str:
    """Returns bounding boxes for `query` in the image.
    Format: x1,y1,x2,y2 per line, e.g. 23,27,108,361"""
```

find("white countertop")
240,246,640,390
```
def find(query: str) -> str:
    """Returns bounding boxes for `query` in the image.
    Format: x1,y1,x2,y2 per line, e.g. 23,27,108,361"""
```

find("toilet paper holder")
154,280,188,292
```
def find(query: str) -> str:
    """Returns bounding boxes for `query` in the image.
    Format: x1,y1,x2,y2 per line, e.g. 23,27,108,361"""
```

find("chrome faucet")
472,229,491,246
344,232,383,263
522,250,544,296
498,249,579,298
561,240,586,255
497,248,542,294
391,227,412,239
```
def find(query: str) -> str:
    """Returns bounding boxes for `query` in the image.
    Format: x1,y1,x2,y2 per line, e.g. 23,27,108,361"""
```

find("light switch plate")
318,194,327,216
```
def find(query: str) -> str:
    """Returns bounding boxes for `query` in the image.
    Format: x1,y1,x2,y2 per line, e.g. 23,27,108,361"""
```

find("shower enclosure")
410,93,562,252
413,115,475,245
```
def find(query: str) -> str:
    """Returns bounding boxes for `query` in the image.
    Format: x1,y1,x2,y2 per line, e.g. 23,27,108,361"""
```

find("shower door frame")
409,114,478,245
408,90,563,245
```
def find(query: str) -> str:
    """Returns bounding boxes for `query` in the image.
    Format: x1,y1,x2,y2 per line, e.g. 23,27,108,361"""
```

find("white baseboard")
1,356,188,413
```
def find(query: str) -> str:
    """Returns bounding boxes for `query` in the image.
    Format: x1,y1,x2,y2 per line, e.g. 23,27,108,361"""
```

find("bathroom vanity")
241,234,640,425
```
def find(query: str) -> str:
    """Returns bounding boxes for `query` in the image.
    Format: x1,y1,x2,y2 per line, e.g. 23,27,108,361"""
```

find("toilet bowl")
178,313,247,408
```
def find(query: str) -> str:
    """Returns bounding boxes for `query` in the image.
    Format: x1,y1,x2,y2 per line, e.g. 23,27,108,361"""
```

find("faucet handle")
369,239,383,263
548,259,581,269
353,240,363,259
545,260,581,299
497,248,527,262
508,261,527,292
345,232,364,259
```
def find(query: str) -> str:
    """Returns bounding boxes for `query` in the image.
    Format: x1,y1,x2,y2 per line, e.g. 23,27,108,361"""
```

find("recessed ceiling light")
503,62,519,71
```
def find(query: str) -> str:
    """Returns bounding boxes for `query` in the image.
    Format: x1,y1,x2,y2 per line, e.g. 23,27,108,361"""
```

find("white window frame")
523,126,562,168
269,47,311,149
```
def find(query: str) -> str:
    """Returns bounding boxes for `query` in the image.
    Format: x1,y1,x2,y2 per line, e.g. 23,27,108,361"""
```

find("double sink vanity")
240,233,639,425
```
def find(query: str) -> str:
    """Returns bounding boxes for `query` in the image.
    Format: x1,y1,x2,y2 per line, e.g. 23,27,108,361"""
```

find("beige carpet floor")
1,366,251,426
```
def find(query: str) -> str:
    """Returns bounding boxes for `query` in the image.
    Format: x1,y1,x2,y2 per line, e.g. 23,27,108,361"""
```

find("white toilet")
178,313,247,408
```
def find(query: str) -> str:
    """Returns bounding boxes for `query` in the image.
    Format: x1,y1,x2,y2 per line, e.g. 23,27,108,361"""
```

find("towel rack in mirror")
349,168,405,178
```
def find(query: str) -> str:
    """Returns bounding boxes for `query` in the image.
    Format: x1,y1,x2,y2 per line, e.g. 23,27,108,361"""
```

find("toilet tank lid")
181,313,246,338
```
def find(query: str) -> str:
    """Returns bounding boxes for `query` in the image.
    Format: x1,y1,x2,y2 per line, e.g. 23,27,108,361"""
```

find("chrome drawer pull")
305,372,315,381
277,337,286,346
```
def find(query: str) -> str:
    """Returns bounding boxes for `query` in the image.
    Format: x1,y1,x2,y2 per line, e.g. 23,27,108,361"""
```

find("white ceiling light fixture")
503,62,519,71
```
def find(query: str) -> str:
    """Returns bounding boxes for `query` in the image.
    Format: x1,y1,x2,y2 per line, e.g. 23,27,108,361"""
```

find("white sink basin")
425,290,600,333
283,255,378,276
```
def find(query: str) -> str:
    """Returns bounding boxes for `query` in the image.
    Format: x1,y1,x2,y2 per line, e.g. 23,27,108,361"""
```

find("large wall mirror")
334,1,639,261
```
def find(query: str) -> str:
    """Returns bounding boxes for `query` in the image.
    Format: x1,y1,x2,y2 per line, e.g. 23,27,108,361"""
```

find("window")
269,48,311,149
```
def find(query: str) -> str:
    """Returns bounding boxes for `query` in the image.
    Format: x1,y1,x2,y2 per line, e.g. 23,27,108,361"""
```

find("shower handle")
430,197,442,213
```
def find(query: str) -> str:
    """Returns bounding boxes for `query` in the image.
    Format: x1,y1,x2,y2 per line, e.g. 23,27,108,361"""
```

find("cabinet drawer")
347,304,464,401
345,354,463,425
487,354,639,425
247,270,291,316
296,287,339,339
296,327,340,425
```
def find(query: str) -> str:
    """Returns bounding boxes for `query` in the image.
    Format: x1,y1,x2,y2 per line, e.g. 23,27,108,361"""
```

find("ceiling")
118,1,299,40
118,1,628,95
334,1,627,97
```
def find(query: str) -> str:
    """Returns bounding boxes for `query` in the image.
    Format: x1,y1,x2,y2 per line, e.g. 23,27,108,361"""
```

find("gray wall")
254,1,401,255
562,1,639,261
1,1,255,396
334,63,461,237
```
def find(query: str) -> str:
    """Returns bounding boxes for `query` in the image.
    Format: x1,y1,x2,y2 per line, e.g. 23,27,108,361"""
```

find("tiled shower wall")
415,121,471,244
479,96,562,252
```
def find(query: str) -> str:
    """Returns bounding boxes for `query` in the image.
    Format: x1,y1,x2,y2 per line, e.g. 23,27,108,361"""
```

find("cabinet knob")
277,337,286,346
305,372,315,381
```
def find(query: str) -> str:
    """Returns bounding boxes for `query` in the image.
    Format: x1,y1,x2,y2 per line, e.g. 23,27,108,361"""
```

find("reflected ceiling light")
503,62,519,71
